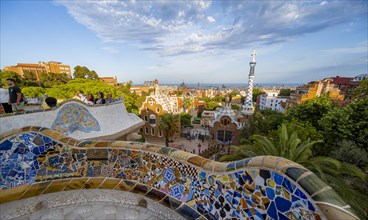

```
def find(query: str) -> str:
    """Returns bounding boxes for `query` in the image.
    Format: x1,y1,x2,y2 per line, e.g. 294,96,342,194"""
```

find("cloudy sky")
1,0,367,84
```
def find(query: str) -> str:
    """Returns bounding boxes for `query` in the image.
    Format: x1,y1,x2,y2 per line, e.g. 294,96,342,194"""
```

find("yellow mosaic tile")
83,177,105,189
262,156,279,169
42,179,71,194
66,138,79,147
0,184,31,204
169,150,196,162
212,162,227,172
187,156,211,167
20,181,52,199
98,178,121,189
114,180,136,191
248,156,264,168
94,141,112,148
64,178,89,191
20,126,33,132
277,159,303,173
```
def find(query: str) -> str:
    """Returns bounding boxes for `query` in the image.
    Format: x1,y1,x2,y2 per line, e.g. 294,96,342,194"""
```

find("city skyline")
1,0,367,84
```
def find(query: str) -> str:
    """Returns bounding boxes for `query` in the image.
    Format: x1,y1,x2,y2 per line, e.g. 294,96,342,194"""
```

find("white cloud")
101,46,120,54
56,0,367,56
206,16,216,24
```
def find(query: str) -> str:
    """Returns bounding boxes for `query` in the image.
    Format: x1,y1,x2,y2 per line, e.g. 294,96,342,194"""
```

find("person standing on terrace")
6,78,24,112
0,82,13,113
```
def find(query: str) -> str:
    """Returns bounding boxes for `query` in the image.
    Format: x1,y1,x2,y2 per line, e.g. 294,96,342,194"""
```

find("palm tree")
220,124,367,218
159,113,180,146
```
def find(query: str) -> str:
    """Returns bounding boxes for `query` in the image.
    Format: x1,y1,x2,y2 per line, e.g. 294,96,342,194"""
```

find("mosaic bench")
0,127,358,220
0,99,144,140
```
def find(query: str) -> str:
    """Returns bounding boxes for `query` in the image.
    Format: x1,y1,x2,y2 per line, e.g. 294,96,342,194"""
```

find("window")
156,107,160,113
216,130,233,143
145,127,149,134
149,114,156,126
144,116,148,122
146,107,149,112
158,130,162,137
151,128,155,136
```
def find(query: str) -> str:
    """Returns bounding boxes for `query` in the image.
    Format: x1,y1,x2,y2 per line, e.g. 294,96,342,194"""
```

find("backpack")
22,93,28,104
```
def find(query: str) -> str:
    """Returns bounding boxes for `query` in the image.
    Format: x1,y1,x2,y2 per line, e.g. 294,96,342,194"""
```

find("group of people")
0,79,119,114
74,90,115,105
0,78,25,113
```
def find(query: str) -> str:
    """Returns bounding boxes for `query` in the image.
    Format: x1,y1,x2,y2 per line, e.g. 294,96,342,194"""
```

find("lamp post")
198,143,202,155
227,140,231,155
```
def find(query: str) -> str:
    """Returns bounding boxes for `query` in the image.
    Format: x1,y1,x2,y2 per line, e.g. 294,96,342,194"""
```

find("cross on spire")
251,50,256,63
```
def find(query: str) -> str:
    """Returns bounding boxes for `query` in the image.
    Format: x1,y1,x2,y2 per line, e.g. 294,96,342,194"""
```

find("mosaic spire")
241,50,256,115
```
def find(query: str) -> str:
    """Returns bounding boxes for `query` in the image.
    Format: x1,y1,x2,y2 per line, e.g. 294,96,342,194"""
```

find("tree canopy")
159,113,180,146
73,65,99,79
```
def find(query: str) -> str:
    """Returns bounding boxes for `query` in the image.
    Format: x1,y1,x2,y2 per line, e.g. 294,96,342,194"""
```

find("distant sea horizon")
134,83,303,88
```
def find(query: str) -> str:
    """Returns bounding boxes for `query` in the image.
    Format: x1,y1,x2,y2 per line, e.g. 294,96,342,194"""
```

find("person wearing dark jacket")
94,92,106,105
6,78,24,112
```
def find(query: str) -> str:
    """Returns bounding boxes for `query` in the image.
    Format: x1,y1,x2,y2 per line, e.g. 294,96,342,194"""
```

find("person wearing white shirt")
0,82,12,113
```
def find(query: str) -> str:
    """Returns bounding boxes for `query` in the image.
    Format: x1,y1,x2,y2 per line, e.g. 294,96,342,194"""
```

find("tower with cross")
241,50,256,115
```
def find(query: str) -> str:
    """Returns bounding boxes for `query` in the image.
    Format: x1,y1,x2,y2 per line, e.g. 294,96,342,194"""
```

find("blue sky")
1,0,367,84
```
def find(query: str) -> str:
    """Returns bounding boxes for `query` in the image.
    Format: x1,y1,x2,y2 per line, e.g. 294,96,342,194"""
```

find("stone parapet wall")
0,127,359,220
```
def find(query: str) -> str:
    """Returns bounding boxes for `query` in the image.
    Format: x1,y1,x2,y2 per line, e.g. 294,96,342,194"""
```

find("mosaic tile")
42,179,71,194
51,103,100,135
64,178,89,190
2,130,353,220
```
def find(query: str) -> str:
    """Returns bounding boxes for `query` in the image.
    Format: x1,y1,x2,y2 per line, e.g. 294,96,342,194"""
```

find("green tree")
255,109,285,135
0,71,22,86
183,97,193,110
180,113,191,127
231,104,241,111
220,124,367,218
331,141,368,170
349,79,368,100
287,95,333,128
279,89,294,96
23,71,37,81
205,101,220,110
270,119,322,142
87,70,98,80
319,97,368,151
318,107,353,146
252,88,265,102
22,87,46,97
73,66,88,79
159,113,180,146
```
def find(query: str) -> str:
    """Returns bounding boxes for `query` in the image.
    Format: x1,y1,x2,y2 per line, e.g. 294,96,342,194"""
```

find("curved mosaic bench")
0,127,359,220
0,99,144,140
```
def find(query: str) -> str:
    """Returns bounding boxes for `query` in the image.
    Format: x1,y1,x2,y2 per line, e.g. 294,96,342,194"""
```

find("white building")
259,90,288,112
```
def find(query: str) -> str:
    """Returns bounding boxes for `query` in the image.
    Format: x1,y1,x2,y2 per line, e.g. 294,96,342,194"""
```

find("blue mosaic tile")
170,183,185,200
0,131,324,220
51,103,100,135
163,168,175,183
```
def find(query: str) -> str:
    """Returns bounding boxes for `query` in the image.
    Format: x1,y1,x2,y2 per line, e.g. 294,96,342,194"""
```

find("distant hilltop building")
290,78,345,106
130,79,158,96
289,74,365,106
99,76,119,86
3,61,72,81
